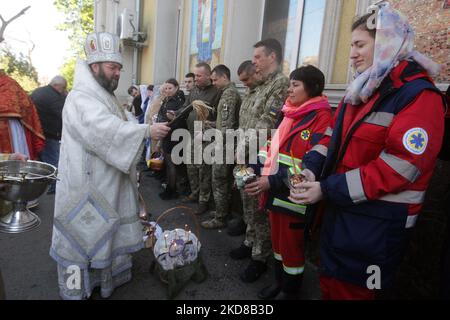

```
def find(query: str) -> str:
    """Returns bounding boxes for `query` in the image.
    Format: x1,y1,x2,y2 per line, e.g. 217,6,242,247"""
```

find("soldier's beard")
94,66,119,94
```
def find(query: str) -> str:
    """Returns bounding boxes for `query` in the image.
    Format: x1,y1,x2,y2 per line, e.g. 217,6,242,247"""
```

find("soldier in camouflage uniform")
182,63,222,215
201,65,241,229
230,40,289,284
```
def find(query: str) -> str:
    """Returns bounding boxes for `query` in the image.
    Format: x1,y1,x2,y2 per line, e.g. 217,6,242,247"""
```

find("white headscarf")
344,2,442,105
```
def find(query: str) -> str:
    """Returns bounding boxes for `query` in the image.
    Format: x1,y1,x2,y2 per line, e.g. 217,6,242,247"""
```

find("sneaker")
195,202,209,215
229,243,252,260
240,260,267,283
201,218,226,229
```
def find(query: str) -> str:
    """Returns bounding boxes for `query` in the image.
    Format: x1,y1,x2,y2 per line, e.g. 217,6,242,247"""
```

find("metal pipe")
133,0,142,84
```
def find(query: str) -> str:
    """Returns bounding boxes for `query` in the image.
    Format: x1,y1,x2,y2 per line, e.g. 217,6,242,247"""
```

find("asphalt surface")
0,170,321,300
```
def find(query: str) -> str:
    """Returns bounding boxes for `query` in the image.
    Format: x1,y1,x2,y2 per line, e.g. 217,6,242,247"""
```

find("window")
261,0,326,74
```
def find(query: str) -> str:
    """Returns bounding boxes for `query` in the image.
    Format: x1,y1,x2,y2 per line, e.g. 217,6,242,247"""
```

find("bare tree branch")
0,6,31,44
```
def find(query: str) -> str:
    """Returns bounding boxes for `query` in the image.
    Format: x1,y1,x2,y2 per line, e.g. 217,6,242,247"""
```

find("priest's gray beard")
93,65,119,94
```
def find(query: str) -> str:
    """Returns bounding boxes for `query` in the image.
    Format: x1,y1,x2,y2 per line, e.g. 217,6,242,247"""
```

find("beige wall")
331,0,356,84
140,0,157,84
177,0,192,80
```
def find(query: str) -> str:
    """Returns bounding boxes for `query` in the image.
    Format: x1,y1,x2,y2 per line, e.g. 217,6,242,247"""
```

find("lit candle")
185,224,189,239
164,234,168,248
188,230,191,241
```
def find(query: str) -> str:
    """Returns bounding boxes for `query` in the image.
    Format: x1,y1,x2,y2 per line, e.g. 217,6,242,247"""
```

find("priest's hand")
150,123,171,140
288,181,323,205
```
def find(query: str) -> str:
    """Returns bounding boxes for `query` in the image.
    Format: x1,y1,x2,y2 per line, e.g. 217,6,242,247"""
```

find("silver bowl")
0,160,57,233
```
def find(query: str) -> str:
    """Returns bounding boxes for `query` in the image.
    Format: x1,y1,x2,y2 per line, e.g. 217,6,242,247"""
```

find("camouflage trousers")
186,163,212,204
241,190,272,262
186,140,212,204
212,164,234,220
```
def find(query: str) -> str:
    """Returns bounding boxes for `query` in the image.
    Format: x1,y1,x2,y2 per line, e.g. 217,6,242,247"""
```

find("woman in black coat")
156,78,186,199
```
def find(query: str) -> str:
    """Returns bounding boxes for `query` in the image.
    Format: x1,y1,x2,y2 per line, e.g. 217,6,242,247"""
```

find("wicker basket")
148,205,200,253
148,206,207,298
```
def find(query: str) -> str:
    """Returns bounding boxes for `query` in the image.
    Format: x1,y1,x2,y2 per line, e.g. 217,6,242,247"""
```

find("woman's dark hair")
351,13,376,38
147,84,154,91
165,78,179,88
127,85,137,95
289,65,325,98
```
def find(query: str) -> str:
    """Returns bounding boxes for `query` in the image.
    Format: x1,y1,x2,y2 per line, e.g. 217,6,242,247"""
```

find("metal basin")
0,160,57,233
0,160,56,201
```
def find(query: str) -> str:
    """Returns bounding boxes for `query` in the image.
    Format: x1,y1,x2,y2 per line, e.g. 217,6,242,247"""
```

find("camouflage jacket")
239,86,259,130
239,70,288,131
216,82,241,134
237,71,288,162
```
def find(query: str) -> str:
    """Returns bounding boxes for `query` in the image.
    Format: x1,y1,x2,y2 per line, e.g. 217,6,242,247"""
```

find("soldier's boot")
182,194,197,203
195,202,209,215
201,216,226,229
229,243,252,260
240,259,267,283
257,260,283,300
275,272,303,300
227,216,247,237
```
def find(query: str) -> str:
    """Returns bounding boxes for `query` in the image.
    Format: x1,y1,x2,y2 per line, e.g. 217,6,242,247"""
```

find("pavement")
0,170,321,300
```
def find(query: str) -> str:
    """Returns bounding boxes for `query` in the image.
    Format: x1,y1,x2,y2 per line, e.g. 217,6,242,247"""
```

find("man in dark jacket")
30,75,67,194
182,62,222,215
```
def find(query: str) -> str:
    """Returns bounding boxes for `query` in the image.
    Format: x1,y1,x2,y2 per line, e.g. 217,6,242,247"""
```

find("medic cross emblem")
301,130,311,141
410,133,425,149
403,128,428,155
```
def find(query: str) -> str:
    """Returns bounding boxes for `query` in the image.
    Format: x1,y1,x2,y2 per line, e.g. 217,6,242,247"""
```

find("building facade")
94,0,449,105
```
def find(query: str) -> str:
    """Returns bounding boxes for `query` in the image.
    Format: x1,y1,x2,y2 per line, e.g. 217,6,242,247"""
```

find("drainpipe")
132,0,142,85
112,0,120,33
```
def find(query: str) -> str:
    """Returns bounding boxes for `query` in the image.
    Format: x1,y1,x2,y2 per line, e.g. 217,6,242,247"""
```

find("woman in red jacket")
290,2,445,300
245,65,332,299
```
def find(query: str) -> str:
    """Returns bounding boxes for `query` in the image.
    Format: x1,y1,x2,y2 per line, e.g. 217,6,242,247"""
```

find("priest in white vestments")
49,32,170,300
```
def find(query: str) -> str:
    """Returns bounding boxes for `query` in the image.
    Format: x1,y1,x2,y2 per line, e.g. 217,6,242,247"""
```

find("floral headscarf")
344,1,442,105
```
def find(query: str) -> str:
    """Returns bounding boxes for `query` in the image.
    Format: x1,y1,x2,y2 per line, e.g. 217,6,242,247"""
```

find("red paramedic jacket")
303,60,446,288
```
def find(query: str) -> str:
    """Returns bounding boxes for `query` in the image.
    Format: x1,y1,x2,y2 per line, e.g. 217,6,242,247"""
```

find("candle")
188,230,191,241
164,234,168,248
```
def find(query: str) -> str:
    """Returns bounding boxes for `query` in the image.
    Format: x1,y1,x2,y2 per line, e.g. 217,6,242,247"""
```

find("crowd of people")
1,2,449,300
